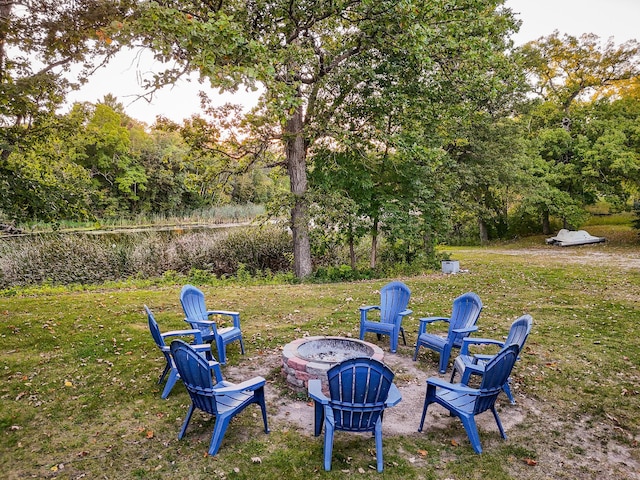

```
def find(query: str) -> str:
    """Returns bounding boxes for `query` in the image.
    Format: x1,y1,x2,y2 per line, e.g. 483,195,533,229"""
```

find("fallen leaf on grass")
523,458,537,466
358,467,365,473
417,449,428,457
146,430,154,439
233,467,240,473
450,439,459,447
251,457,262,464
64,380,73,387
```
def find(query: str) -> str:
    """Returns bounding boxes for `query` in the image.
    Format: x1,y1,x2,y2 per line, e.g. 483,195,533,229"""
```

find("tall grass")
16,204,266,233
0,226,291,288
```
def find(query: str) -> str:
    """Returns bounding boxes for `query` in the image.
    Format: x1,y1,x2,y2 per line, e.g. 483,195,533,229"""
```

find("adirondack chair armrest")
207,310,240,318
161,329,204,344
418,316,449,335
427,377,479,395
186,318,216,326
385,383,402,407
451,325,479,335
213,376,266,394
398,309,412,317
460,337,504,355
308,379,329,404
359,305,380,316
192,344,212,352
458,362,485,376
360,305,381,322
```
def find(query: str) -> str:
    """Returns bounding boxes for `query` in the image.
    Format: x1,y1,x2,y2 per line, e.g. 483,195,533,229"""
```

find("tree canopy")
1,2,640,269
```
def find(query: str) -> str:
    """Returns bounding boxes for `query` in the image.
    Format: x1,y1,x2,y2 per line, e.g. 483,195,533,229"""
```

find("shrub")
0,234,131,287
0,226,293,288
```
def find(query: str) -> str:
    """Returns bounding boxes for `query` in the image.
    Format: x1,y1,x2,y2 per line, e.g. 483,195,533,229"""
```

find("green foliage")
516,33,640,232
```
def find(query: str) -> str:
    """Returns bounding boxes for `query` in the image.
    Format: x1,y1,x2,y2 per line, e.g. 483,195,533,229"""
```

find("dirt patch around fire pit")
225,342,639,480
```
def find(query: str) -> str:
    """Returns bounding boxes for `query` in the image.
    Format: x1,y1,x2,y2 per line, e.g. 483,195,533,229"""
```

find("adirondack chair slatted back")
379,282,411,324
170,341,224,414
474,345,519,414
504,315,533,352
448,292,483,347
359,281,411,353
326,358,395,432
146,306,168,349
181,285,209,324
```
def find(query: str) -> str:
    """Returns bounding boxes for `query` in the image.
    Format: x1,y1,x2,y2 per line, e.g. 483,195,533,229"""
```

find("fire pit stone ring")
282,336,384,393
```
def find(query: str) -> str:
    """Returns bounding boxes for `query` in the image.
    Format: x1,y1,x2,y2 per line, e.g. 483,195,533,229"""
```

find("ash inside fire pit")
297,337,374,362
282,336,384,393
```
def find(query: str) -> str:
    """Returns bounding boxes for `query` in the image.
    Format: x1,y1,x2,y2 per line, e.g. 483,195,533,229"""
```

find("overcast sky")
65,0,640,125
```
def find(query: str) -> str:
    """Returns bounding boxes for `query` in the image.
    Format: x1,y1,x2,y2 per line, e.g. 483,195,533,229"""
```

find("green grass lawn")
1,239,639,479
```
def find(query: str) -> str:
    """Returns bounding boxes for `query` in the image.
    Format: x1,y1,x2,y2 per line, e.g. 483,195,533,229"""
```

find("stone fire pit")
282,336,384,393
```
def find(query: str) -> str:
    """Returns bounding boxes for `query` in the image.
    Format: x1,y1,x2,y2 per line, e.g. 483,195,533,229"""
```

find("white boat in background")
545,229,606,247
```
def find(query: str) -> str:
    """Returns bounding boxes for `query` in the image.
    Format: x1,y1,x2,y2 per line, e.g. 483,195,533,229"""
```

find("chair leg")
255,387,270,433
459,414,483,454
413,343,420,361
390,332,398,353
438,346,451,374
450,366,458,383
314,402,324,437
374,419,384,472
162,369,179,399
239,336,246,355
158,363,171,384
208,414,232,456
418,384,434,432
400,327,406,346
503,379,515,404
323,421,335,471
491,406,507,440
178,404,195,440
216,337,227,365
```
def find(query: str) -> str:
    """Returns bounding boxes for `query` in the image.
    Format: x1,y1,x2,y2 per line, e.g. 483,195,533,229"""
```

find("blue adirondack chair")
145,305,212,399
308,358,402,472
169,339,269,456
413,292,483,373
359,281,412,353
419,344,520,453
450,314,533,404
180,284,245,364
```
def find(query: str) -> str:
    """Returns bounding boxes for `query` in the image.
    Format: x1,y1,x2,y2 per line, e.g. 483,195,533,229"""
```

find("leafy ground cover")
1,232,639,479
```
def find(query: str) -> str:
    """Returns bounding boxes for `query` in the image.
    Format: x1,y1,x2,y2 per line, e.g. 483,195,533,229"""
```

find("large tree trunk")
285,106,312,278
542,209,551,235
370,216,379,269
348,225,356,270
478,217,489,244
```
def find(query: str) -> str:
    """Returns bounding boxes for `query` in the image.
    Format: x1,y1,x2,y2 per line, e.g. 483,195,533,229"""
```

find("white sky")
65,0,640,125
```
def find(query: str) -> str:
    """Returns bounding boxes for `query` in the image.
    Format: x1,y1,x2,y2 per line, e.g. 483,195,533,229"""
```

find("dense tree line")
1,1,640,277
